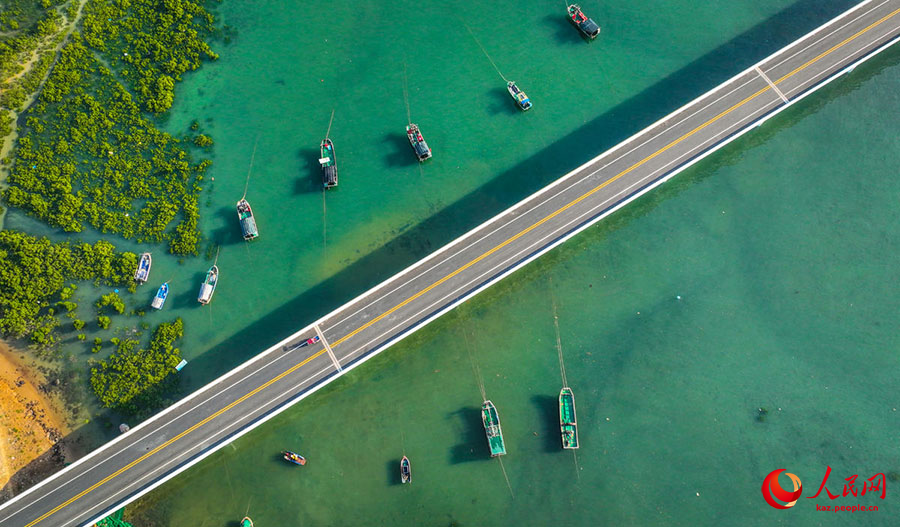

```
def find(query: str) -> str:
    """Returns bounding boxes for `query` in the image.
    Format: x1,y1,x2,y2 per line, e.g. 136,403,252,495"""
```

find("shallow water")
84,0,900,525
5,0,854,415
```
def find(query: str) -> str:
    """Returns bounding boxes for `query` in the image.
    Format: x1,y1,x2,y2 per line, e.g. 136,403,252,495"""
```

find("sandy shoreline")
0,340,71,500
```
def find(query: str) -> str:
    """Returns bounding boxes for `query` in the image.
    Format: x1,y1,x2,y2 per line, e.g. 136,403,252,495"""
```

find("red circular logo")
762,469,803,509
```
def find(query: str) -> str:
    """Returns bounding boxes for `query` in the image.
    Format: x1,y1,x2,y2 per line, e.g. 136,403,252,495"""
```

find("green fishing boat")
482,400,506,457
559,387,579,449
241,517,253,527
320,138,338,188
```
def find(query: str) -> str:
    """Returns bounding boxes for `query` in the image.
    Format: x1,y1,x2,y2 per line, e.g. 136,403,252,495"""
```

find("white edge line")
313,0,887,329
77,365,334,527
323,71,764,331
0,325,317,512
782,29,900,97
83,26,900,527
1,0,892,517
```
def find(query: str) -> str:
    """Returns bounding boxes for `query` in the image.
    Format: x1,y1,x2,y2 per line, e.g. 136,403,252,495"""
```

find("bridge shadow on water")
11,0,900,504
181,0,866,388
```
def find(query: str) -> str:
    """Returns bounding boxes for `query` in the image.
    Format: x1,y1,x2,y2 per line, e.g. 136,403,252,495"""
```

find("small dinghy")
197,265,218,305
507,81,532,111
406,123,432,161
567,4,600,39
400,456,411,484
241,518,253,527
320,138,338,188
151,282,169,310
236,199,259,240
282,450,307,466
134,253,152,283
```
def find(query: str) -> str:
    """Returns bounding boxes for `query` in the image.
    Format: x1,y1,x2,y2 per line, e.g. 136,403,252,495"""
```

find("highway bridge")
2,1,899,525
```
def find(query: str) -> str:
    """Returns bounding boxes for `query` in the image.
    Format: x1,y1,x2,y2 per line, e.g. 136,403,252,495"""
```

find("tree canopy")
2,0,218,255
0,230,136,349
90,318,184,415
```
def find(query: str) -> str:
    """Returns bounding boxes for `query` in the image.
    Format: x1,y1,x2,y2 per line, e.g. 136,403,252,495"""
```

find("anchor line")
463,22,509,83
241,138,259,200
549,278,568,388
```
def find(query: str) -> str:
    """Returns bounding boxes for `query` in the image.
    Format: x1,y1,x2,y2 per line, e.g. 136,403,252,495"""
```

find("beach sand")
0,341,70,500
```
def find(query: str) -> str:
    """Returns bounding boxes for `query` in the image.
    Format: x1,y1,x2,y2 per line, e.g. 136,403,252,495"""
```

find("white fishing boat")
134,252,152,283
197,265,218,305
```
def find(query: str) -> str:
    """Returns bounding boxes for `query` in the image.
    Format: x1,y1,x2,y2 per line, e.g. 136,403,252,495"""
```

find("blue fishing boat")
507,81,532,111
282,450,307,466
151,282,168,310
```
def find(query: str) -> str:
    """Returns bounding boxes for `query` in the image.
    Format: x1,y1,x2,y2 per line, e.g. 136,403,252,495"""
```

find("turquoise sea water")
129,45,900,525
7,0,900,524
5,0,854,410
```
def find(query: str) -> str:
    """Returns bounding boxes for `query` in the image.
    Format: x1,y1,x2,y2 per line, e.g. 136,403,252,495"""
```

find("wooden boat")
507,81,532,111
282,450,307,466
197,265,218,305
151,282,168,310
134,252,151,283
406,123,432,161
241,517,253,527
400,455,411,484
482,400,506,457
236,198,259,240
559,387,579,449
320,138,338,188
567,4,600,39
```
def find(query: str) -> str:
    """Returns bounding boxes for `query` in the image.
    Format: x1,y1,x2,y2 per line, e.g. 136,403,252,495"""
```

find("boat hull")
151,283,168,310
134,253,152,283
559,387,579,449
482,400,507,457
406,124,432,161
282,450,307,465
198,265,218,305
567,4,600,39
241,518,253,527
507,82,532,111
320,138,338,188
236,199,259,240
400,456,411,483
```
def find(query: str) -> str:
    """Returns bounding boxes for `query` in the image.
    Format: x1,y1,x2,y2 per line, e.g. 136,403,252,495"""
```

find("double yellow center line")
24,5,899,527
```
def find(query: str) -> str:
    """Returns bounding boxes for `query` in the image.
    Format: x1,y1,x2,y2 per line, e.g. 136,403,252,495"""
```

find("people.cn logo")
762,469,803,509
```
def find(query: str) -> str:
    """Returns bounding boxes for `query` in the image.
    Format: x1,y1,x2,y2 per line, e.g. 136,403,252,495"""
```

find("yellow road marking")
330,8,900,352
775,7,900,85
26,6,900,526
330,84,771,348
24,349,327,527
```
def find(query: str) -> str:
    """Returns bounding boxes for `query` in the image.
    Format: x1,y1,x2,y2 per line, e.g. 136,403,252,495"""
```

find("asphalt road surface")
2,1,898,525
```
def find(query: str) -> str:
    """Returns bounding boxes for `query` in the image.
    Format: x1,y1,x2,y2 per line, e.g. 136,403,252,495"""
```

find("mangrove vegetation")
3,0,219,255
90,318,184,416
0,230,136,349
